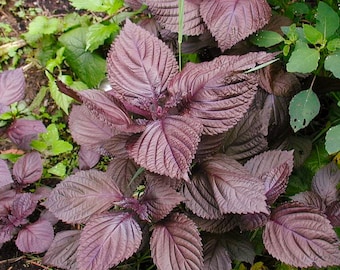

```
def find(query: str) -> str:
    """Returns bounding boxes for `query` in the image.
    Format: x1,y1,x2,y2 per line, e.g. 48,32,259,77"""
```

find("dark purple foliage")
0,68,25,109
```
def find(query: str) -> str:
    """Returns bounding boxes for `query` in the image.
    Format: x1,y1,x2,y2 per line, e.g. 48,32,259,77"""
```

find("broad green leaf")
27,16,61,35
289,89,320,132
48,162,66,177
325,125,340,154
302,24,324,45
286,46,320,73
250,30,284,48
62,13,90,31
59,27,106,88
41,124,59,144
51,140,73,155
86,23,119,52
316,2,340,39
324,52,340,79
49,78,74,114
70,0,123,15
30,140,48,152
327,38,340,52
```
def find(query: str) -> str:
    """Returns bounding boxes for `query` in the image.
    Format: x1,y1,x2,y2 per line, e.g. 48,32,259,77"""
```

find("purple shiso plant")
42,13,340,270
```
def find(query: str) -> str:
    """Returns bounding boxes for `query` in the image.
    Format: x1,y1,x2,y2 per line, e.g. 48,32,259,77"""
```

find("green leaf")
30,140,48,152
0,111,13,120
41,124,59,143
325,125,340,154
48,162,66,177
51,140,73,155
250,30,284,48
324,51,340,79
86,23,119,52
316,1,340,39
286,45,320,73
24,16,61,43
49,78,74,114
59,27,106,88
0,154,23,163
69,0,123,15
289,89,320,132
302,24,324,45
281,24,299,42
327,38,340,51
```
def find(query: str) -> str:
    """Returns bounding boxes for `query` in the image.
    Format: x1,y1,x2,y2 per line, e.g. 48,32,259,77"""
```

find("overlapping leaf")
77,212,142,270
0,159,13,188
0,68,26,105
13,152,43,185
190,215,238,234
128,115,202,181
203,236,232,270
263,202,340,268
107,20,179,112
45,170,123,223
43,230,81,270
150,213,203,270
145,0,205,36
10,193,37,226
200,0,271,51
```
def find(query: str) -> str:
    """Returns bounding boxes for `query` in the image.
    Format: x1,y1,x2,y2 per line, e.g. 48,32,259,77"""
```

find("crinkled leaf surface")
244,150,294,205
236,212,269,231
77,212,142,270
45,170,123,223
200,0,271,51
0,159,13,188
78,146,101,170
203,235,232,270
291,191,326,212
195,133,225,162
43,230,81,270
13,152,42,185
10,193,37,226
128,115,202,181
263,202,340,268
190,215,238,234
107,20,178,112
15,219,54,253
145,0,205,36
151,213,203,270
140,181,184,222
326,201,340,227
0,68,25,105
312,162,340,206
169,53,274,135
201,154,268,215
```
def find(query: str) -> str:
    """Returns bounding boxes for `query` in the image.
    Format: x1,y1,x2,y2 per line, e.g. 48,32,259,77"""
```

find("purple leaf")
236,212,269,231
312,162,340,206
169,53,274,135
140,180,184,222
13,152,42,185
0,222,16,244
128,115,203,181
39,209,59,226
107,20,179,112
106,157,143,197
145,0,205,36
150,213,203,270
10,193,37,226
190,214,238,234
15,219,54,253
202,154,268,215
183,171,222,219
200,0,271,51
326,201,340,227
291,191,326,212
6,119,46,150
263,202,340,268
45,170,124,223
145,172,183,190
195,133,226,162
43,230,81,270
0,68,25,105
78,146,101,170
32,186,52,201
0,159,13,188
77,212,142,270
203,235,232,270
244,150,294,204
0,188,16,216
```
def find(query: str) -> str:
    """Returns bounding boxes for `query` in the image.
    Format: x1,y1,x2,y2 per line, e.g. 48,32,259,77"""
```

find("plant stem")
0,39,26,57
178,0,184,71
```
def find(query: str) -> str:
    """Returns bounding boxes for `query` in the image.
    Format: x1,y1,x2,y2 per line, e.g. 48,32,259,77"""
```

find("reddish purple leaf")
78,146,100,170
145,0,205,36
151,213,203,270
10,193,37,226
263,202,340,268
200,0,271,51
43,230,81,270
145,172,183,190
291,191,326,212
236,212,269,231
244,150,294,204
0,159,13,188
107,20,179,112
13,152,42,185
106,157,143,197
77,212,142,270
0,188,16,216
169,53,274,135
195,133,226,162
0,68,25,105
128,115,203,181
45,170,124,223
326,201,340,227
6,119,46,150
312,162,340,206
202,154,268,215
191,214,238,234
140,180,184,222
0,222,16,244
15,219,54,253
39,209,59,226
203,236,232,270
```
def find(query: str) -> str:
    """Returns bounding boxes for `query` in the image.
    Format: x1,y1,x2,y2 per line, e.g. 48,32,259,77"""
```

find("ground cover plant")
1,0,340,269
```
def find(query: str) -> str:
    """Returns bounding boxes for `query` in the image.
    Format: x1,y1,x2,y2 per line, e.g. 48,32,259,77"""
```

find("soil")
0,1,75,269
